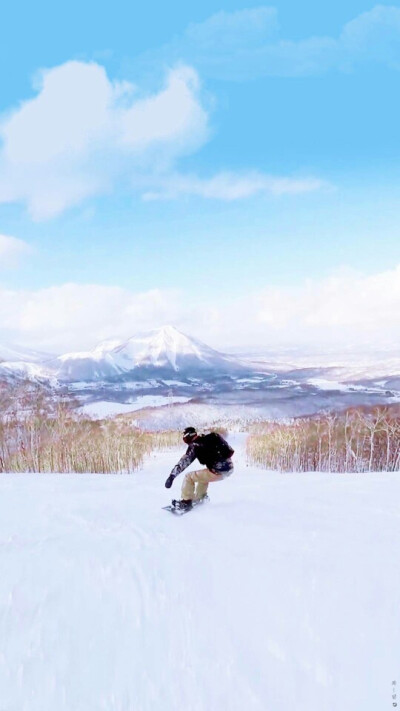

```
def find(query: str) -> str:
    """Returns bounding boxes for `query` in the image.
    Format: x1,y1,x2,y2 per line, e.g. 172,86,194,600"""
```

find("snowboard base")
163,496,210,516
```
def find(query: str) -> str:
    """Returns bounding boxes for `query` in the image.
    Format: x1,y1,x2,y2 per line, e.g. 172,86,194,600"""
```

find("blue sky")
1,1,400,351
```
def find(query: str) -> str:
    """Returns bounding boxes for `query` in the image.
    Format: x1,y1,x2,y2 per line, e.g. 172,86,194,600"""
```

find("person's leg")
195,470,221,499
181,468,221,500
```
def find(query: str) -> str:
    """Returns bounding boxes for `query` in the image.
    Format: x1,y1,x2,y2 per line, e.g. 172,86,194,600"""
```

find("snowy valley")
1,325,400,426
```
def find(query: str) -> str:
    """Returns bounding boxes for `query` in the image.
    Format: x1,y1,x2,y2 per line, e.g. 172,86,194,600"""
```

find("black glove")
165,474,175,489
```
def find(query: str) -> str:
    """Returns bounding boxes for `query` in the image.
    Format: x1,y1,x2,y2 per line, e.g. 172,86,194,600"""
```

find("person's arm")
165,444,196,488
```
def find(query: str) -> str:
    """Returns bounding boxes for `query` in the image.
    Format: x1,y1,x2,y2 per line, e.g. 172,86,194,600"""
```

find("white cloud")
1,265,400,353
142,171,327,201
0,234,32,267
184,8,279,51
0,284,185,352
143,5,400,80
0,59,327,218
251,264,400,346
0,62,208,219
341,5,400,66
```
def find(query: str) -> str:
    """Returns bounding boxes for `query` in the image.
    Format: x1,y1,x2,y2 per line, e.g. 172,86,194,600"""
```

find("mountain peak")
157,325,180,335
129,325,208,371
7,326,247,382
151,325,190,343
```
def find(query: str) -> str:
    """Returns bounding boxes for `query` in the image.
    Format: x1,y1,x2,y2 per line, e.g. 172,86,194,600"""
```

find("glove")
165,474,175,489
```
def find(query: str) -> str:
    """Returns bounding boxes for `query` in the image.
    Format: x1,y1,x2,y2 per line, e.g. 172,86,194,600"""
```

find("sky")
1,1,400,353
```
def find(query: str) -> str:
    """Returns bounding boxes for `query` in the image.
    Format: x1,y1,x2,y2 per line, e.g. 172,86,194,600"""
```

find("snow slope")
0,436,399,711
0,343,52,363
0,343,55,383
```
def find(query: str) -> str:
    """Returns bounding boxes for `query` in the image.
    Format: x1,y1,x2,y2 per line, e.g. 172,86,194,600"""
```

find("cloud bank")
1,265,399,353
253,265,400,345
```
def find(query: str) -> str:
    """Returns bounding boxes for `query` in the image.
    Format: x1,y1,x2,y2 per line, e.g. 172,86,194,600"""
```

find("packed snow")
0,434,399,710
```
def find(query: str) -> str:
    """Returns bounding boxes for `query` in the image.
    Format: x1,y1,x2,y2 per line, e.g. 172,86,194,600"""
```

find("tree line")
247,406,400,472
0,381,180,473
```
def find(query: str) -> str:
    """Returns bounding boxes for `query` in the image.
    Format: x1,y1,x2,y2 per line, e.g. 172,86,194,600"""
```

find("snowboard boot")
172,498,193,510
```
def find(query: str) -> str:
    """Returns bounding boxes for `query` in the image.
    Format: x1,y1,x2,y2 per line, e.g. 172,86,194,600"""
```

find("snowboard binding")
172,499,193,510
163,495,210,516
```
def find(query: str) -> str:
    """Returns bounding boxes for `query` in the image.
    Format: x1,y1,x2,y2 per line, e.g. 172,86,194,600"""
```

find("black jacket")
170,433,234,478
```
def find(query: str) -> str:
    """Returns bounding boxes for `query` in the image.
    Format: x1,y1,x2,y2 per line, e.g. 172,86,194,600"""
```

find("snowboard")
163,496,210,516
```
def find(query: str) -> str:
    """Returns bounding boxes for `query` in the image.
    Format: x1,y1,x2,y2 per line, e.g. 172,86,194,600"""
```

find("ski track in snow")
0,434,399,710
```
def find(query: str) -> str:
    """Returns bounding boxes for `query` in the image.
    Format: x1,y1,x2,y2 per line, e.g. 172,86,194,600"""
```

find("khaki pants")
181,468,223,500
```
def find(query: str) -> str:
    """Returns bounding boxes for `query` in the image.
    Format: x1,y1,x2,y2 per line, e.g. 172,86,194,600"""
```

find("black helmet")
183,426,197,442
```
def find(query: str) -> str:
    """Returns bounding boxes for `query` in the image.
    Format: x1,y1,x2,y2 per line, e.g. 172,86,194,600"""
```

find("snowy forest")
2,379,400,474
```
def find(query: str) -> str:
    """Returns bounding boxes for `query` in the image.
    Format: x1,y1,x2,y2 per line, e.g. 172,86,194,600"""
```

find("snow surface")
132,402,262,431
79,396,191,418
307,377,384,394
0,435,399,710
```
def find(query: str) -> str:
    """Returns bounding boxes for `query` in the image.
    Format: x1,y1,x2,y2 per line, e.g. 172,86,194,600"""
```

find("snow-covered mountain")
0,342,52,364
2,330,399,421
51,326,248,382
0,360,52,383
0,342,55,384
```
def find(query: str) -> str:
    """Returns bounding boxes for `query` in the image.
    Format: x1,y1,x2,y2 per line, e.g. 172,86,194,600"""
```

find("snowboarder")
164,427,234,510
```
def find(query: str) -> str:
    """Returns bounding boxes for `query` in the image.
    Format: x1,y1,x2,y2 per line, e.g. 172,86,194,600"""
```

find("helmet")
182,426,197,443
